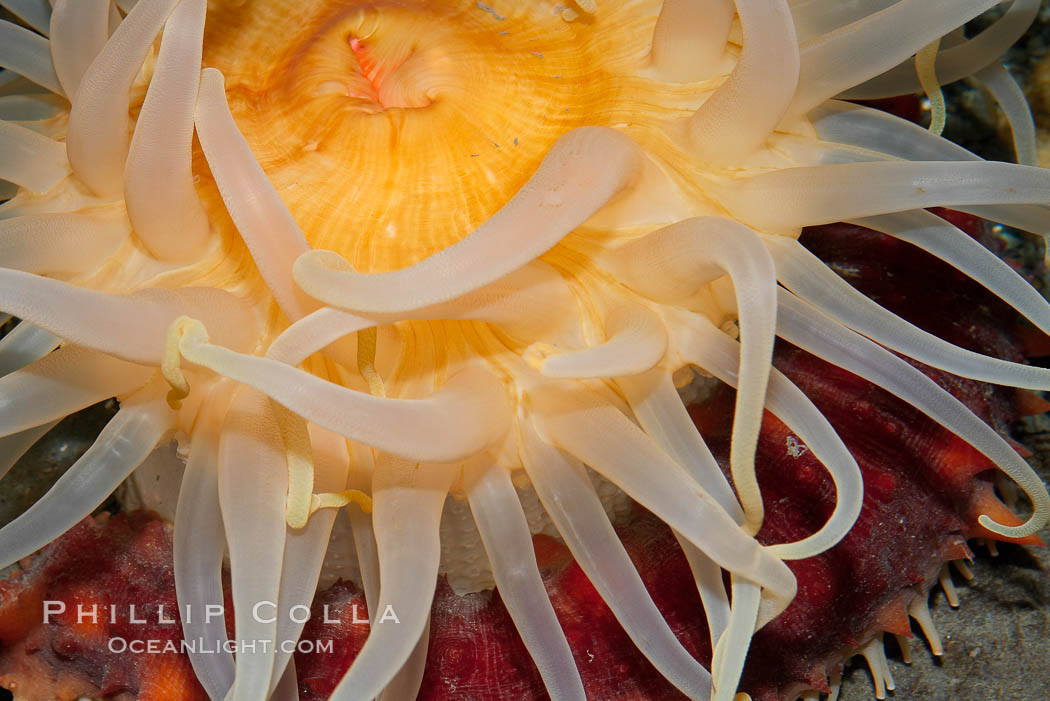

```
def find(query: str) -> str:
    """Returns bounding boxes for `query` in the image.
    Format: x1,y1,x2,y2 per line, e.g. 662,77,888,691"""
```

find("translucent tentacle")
293,127,643,314
48,0,109,97
680,537,732,652
790,0,999,117
672,311,863,561
0,209,129,274
719,160,1050,231
347,441,380,617
174,383,235,701
67,0,178,198
617,369,736,649
269,425,350,696
0,321,59,378
327,458,455,701
218,389,288,701
842,0,1040,99
972,61,1038,167
0,0,51,35
0,92,65,121
0,20,62,95
0,120,69,193
172,324,511,463
520,423,714,700
266,307,373,366
465,460,586,701
194,68,313,317
292,262,583,348
710,577,761,701
811,100,979,161
270,659,300,701
0,345,154,438
603,216,778,530
687,0,799,162
854,210,1050,334
0,270,255,365
616,369,742,518
124,0,210,262
0,378,172,569
776,289,1050,539
787,0,896,43
650,0,734,82
0,421,56,482
533,300,666,379
377,618,431,701
530,383,795,611
768,236,1050,390
808,102,1050,233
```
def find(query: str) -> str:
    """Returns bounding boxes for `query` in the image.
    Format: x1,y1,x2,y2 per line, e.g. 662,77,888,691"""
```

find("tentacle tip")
165,389,185,411
977,512,1042,539
285,507,310,530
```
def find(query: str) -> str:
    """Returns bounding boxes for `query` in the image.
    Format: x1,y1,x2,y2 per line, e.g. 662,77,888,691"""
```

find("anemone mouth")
199,0,669,269
0,1,1049,700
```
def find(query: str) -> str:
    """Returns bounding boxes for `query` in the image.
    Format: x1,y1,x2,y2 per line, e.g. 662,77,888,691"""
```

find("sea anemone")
0,0,1049,699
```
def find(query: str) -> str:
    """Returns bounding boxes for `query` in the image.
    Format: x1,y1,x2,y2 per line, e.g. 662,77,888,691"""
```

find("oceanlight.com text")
108,638,335,655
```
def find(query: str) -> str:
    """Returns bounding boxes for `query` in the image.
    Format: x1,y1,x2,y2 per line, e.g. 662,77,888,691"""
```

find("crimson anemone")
0,0,1049,700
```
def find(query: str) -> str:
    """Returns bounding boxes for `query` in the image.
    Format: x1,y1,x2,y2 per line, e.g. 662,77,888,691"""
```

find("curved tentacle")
293,127,644,314
0,270,256,365
0,378,173,569
194,68,313,318
672,311,864,561
48,0,109,97
617,369,740,647
465,459,586,701
842,0,1040,99
650,0,734,82
327,458,455,701
346,441,380,618
768,236,1050,390
0,209,129,274
687,0,799,162
790,0,998,117
719,160,1050,231
530,299,666,379
172,322,511,463
0,20,62,95
529,382,795,610
854,210,1050,334
710,576,761,701
218,389,288,701
520,422,715,700
174,382,236,701
268,425,350,696
0,345,154,438
616,369,741,518
602,216,778,530
972,61,1038,167
0,120,69,193
776,289,1050,539
67,0,178,198
124,0,210,262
